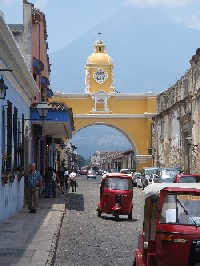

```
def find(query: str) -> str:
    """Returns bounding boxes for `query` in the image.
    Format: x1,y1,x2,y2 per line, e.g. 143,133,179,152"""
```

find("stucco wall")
153,49,200,172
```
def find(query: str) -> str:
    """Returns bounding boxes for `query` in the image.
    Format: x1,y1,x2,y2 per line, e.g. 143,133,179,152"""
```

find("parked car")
120,168,133,178
80,168,88,175
87,169,96,179
109,169,120,173
97,169,104,175
153,167,182,183
173,174,200,183
132,172,142,187
141,167,159,189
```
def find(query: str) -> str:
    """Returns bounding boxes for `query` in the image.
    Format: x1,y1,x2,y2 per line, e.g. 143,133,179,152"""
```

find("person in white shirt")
69,171,77,192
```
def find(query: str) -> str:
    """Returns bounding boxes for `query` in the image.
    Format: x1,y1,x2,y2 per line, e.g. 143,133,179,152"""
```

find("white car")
120,169,133,178
87,170,96,179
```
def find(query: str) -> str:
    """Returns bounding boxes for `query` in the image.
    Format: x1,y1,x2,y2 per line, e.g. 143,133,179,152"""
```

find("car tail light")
159,233,173,242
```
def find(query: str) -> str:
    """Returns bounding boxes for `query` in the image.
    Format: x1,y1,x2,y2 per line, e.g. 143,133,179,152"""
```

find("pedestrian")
44,167,53,198
69,170,77,192
24,163,42,213
64,168,69,190
52,168,57,198
57,166,65,194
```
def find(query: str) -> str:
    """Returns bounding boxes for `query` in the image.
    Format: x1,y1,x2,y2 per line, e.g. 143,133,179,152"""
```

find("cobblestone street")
54,175,144,266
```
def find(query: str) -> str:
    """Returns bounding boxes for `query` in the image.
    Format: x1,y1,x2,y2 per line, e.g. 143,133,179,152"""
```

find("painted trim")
53,92,157,99
74,113,157,119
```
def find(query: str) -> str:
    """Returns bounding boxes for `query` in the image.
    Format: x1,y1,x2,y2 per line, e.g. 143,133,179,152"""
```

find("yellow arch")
50,40,157,171
49,92,157,171
73,122,138,155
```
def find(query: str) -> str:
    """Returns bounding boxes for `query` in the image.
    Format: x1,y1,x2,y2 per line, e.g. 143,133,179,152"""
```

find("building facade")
0,1,74,222
0,13,39,222
152,48,200,174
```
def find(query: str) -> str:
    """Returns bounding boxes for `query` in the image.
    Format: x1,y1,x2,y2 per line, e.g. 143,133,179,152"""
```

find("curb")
46,208,66,266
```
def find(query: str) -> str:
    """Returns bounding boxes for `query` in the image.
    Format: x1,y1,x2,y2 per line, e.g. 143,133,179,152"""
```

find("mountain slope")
49,7,200,94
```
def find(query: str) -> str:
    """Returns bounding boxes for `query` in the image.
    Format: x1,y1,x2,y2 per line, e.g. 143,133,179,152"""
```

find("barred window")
13,107,18,171
7,101,12,172
1,106,6,173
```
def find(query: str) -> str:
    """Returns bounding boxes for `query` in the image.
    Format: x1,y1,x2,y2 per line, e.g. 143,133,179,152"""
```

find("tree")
77,155,86,167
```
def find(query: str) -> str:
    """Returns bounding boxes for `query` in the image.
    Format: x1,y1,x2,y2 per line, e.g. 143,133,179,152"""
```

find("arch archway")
73,122,138,155
50,92,157,171
49,40,157,171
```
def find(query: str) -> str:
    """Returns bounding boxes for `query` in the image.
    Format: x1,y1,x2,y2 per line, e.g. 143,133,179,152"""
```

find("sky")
1,0,200,158
1,0,200,54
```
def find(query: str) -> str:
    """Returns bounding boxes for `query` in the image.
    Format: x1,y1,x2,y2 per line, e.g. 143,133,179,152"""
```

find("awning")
30,103,74,139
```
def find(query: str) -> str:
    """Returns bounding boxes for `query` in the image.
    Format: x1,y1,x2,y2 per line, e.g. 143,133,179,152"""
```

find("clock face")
93,68,108,84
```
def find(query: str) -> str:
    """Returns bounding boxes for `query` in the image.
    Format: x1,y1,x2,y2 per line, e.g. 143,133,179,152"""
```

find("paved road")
53,175,144,266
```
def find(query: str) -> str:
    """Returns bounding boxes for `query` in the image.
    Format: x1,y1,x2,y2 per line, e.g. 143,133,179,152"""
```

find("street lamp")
36,102,49,119
186,136,192,174
0,69,12,99
185,135,198,174
0,77,8,99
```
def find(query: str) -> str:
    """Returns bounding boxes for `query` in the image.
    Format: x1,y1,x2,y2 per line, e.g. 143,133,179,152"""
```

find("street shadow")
100,214,138,223
65,193,84,211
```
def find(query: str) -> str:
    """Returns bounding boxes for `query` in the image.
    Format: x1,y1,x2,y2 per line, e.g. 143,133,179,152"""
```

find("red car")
173,174,200,183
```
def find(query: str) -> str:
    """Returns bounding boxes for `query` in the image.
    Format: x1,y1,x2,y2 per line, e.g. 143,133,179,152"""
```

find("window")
1,106,6,173
13,107,18,171
106,177,132,190
161,193,200,225
7,101,12,172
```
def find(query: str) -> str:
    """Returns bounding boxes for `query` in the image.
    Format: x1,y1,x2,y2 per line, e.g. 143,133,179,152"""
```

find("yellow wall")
49,94,157,171
50,40,157,171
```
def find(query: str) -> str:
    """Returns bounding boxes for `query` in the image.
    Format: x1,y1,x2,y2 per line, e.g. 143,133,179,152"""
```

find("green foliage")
77,155,86,167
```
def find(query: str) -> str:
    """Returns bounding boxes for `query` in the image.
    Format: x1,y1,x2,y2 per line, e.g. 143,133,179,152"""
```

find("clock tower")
85,40,115,94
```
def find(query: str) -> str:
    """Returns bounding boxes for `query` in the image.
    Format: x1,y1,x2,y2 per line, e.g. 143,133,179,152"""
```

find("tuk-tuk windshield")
106,177,132,191
161,193,200,225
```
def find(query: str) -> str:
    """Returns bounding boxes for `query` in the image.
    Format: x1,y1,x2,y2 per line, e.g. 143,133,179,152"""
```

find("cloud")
125,0,190,7
33,0,49,9
189,14,200,30
1,0,19,5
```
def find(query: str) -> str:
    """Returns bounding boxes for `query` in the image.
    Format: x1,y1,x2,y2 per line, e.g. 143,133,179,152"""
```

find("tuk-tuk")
134,183,200,266
97,173,133,221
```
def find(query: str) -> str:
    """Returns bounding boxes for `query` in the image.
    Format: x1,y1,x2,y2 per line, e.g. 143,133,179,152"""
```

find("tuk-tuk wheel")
97,209,101,217
132,258,136,266
115,213,119,221
128,212,132,220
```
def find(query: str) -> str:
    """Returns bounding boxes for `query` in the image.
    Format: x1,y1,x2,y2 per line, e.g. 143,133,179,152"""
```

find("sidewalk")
0,193,66,266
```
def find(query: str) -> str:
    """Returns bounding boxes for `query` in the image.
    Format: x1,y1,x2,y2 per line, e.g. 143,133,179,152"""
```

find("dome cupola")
85,40,115,94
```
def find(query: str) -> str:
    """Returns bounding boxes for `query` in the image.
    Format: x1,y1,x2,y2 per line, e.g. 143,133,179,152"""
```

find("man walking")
25,163,42,213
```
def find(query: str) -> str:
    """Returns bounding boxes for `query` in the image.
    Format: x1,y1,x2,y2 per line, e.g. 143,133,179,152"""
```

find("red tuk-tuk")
97,173,133,221
134,183,200,266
